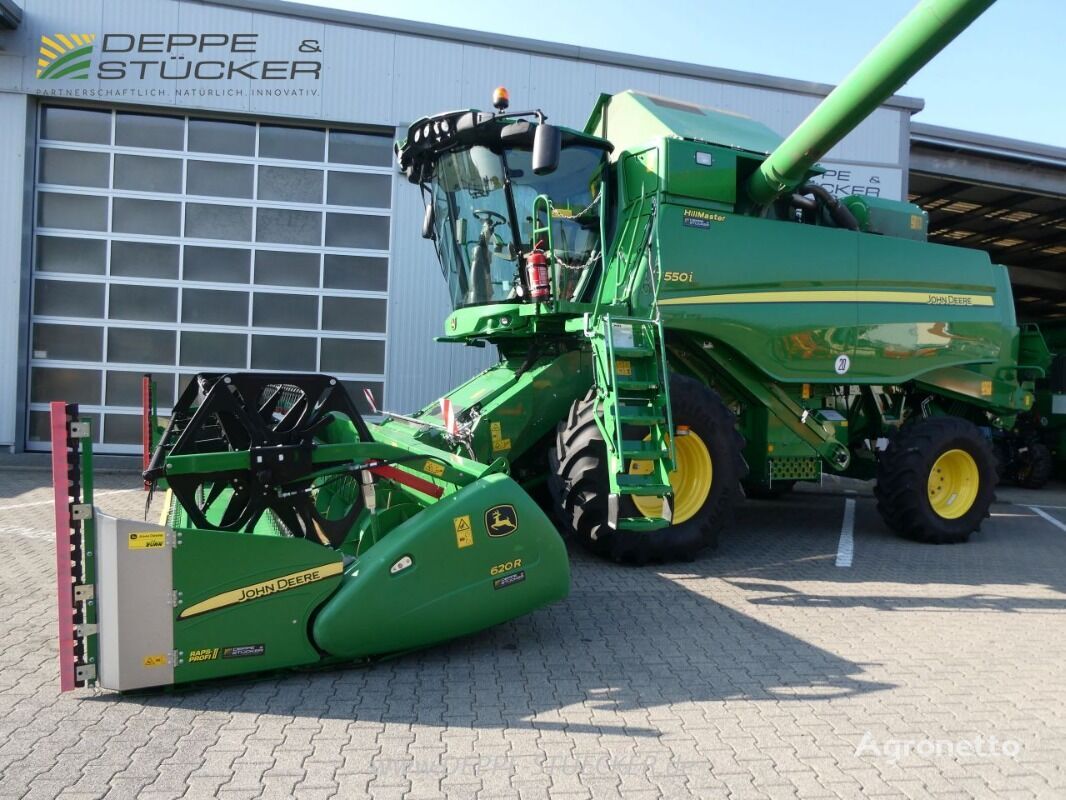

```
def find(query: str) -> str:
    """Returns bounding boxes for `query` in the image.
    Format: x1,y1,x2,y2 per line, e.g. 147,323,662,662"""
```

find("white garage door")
28,104,393,453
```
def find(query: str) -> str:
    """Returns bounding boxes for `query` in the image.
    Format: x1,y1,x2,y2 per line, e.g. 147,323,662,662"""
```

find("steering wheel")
473,209,508,227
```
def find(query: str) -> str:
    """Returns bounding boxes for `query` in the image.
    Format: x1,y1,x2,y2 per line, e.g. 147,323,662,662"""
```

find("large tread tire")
548,376,745,563
874,416,996,544
1016,441,1053,490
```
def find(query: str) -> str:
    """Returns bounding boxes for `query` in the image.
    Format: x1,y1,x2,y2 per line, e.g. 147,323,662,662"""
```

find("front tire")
548,375,745,563
874,416,996,544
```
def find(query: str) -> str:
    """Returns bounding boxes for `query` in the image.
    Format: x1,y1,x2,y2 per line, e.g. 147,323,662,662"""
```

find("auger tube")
745,0,995,206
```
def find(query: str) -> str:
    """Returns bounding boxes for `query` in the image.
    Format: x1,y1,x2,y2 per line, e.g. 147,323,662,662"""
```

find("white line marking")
836,496,856,568
0,488,139,513
1027,504,1066,511
1029,506,1066,533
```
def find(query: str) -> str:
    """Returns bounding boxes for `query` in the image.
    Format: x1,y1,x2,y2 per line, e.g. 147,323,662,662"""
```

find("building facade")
0,0,920,453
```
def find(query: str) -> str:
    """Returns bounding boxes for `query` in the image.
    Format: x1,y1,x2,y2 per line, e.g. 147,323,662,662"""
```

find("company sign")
32,31,323,99
37,34,97,80
808,162,903,201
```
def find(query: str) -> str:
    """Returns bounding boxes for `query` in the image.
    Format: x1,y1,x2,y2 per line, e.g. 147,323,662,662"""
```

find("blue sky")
284,0,1063,147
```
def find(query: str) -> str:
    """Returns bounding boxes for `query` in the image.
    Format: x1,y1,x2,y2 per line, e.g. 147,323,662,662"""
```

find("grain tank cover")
585,91,783,159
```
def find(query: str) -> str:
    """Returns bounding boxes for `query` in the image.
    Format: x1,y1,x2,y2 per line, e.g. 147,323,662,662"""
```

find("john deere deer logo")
37,34,96,80
485,504,518,537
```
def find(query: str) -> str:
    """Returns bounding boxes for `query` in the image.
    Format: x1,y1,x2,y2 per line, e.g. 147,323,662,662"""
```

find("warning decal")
453,515,473,549
490,421,511,453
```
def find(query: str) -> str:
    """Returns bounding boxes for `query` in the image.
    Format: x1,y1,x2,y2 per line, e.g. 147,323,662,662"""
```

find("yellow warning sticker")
128,531,165,550
453,515,473,549
910,214,923,230
142,653,168,668
424,460,445,477
980,381,993,397
615,359,632,377
490,421,511,453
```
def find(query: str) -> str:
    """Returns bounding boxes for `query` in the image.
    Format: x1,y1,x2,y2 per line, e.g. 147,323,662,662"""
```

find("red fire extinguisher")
525,242,551,302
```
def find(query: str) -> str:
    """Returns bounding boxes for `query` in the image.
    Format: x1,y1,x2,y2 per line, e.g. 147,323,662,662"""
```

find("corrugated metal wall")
0,93,28,445
0,0,908,418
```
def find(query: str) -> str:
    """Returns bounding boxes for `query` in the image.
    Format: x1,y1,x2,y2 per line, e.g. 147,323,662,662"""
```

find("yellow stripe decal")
41,36,64,54
178,561,344,620
658,290,994,307
157,488,173,527
56,34,74,50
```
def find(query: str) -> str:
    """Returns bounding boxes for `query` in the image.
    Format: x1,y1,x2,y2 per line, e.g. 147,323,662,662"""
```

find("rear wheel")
874,416,996,543
1016,441,1053,489
548,375,745,563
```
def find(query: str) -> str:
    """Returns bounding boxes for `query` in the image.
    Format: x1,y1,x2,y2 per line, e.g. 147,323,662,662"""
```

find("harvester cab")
396,101,614,323
53,0,1048,694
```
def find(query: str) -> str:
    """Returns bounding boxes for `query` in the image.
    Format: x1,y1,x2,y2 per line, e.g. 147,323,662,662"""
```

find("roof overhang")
0,0,22,30
909,124,1066,324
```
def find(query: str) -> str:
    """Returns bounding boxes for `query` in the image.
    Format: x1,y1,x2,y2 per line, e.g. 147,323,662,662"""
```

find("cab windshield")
430,144,605,308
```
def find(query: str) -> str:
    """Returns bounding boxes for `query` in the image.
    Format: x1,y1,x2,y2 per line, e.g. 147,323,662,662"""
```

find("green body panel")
170,528,343,683
844,195,927,240
379,346,594,472
662,139,738,208
313,473,569,658
653,204,1020,405
585,90,782,158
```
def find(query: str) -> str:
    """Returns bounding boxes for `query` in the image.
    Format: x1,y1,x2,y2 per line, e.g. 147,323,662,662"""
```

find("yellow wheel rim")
927,448,979,519
631,432,713,524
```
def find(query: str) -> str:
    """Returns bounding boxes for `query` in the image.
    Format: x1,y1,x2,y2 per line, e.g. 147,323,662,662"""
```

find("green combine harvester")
53,0,1045,692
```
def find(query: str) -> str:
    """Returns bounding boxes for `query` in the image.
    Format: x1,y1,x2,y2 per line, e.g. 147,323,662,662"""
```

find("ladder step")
616,516,672,532
616,379,659,392
620,439,666,459
613,346,655,358
617,406,665,425
615,475,672,496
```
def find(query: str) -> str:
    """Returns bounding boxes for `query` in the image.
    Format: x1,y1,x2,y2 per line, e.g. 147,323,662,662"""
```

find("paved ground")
1,462,1065,799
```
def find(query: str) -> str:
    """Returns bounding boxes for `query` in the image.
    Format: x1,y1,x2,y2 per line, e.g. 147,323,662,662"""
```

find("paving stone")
1,470,1065,799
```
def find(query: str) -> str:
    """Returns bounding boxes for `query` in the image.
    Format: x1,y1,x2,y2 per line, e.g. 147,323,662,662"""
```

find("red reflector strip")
367,463,444,499
141,375,152,491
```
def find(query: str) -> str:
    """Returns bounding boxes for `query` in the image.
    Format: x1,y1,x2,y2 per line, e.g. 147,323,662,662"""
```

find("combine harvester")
53,0,1044,692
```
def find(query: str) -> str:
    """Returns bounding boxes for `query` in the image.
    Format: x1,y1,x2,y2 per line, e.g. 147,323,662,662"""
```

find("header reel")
145,373,372,547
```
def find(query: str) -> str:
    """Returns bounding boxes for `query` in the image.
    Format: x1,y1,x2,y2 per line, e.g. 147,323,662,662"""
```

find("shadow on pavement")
82,547,895,736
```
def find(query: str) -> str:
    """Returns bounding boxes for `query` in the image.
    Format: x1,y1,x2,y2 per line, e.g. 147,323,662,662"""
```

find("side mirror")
532,123,561,176
422,203,435,239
